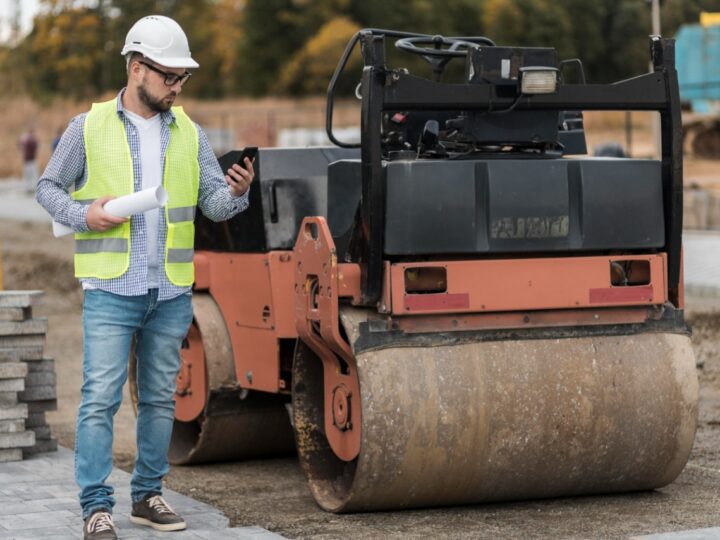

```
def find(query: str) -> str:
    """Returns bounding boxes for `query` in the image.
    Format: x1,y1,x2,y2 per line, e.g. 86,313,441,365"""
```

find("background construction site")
4,1,720,539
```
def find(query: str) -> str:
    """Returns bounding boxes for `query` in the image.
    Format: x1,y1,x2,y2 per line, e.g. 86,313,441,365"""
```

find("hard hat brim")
143,54,199,69
121,46,199,69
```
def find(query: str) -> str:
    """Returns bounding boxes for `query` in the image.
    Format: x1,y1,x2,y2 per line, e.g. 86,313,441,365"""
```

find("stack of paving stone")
0,290,57,460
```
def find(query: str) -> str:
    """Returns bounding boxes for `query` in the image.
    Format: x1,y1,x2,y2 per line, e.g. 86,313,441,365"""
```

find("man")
36,15,254,540
18,126,38,193
51,127,63,152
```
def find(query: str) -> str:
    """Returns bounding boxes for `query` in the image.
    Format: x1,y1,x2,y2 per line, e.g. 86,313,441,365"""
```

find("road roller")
131,30,698,512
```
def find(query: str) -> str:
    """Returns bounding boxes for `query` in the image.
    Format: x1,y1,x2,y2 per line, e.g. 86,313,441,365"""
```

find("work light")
519,67,559,94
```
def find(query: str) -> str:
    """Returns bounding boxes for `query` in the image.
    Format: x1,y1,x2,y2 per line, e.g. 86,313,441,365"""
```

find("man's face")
135,60,188,113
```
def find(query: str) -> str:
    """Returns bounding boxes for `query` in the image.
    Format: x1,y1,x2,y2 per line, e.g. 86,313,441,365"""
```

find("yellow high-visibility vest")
73,98,199,286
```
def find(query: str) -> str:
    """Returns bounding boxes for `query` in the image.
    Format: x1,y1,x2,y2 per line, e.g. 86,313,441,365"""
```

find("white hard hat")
121,15,199,69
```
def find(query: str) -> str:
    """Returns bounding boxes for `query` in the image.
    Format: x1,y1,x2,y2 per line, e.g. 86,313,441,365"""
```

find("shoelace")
88,512,114,533
147,495,176,515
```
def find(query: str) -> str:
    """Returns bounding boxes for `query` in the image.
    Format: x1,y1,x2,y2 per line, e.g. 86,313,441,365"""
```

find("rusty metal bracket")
294,217,361,461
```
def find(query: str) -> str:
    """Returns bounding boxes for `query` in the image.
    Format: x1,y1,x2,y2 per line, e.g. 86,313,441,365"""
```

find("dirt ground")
3,214,720,539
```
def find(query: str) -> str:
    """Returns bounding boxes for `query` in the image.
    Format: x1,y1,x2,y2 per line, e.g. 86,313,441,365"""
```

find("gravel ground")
3,217,720,540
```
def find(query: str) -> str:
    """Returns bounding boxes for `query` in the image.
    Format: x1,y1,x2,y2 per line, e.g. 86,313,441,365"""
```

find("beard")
138,78,176,113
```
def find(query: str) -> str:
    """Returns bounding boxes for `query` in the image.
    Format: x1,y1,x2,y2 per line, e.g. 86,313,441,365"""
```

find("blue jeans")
76,289,193,519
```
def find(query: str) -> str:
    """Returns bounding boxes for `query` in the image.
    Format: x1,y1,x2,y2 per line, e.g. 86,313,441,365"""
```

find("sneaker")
83,510,117,540
130,494,187,532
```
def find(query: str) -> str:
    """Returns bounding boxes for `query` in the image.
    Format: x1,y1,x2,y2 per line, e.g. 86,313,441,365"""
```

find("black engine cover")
328,157,664,256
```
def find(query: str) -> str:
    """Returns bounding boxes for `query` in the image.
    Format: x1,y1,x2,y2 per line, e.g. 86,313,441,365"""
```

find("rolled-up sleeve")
35,114,91,233
196,125,250,222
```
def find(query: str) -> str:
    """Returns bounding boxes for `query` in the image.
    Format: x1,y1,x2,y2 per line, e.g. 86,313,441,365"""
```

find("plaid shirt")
36,90,249,301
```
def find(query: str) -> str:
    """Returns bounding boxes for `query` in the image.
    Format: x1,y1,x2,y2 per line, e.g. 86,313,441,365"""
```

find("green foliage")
275,16,362,95
21,7,105,99
2,0,720,99
238,0,326,95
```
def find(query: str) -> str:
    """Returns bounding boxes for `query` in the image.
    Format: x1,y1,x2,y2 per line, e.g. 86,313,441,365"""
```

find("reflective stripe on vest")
167,206,196,223
73,98,199,286
167,248,195,263
76,238,128,254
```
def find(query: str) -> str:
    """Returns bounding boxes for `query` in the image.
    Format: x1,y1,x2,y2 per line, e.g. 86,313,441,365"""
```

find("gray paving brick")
24,412,45,428
0,378,24,392
5,344,44,361
178,530,245,540
0,335,46,349
0,291,44,309
43,483,77,495
0,307,29,322
0,319,48,336
0,449,21,463
1,509,76,530
26,399,57,412
26,371,56,386
0,362,27,379
184,513,230,529
192,530,242,540
0,471,44,484
29,497,77,506
0,460,28,475
0,486,55,500
18,385,56,402
0,349,21,362
44,502,82,514
0,430,34,449
0,392,18,406
0,419,24,433
0,404,27,421
26,359,54,373
23,437,57,455
29,425,51,440
0,502,50,516
0,529,81,540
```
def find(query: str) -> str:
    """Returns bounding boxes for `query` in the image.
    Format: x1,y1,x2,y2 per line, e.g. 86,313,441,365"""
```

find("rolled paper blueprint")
52,186,169,238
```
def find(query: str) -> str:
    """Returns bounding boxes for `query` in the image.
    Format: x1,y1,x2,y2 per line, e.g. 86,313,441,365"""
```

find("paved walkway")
0,447,286,540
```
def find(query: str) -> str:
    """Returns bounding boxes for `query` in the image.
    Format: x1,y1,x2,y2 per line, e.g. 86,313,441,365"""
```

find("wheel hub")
332,384,352,431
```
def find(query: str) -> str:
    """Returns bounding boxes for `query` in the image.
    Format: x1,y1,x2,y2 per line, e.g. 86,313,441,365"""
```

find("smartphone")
237,146,258,170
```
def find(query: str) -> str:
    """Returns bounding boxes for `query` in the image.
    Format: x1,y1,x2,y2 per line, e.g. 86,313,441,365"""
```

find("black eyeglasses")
138,61,191,87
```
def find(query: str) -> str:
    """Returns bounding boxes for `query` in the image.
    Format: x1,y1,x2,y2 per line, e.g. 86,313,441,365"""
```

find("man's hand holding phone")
226,146,256,198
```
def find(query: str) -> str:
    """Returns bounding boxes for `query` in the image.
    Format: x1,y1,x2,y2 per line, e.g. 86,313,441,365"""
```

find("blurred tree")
598,0,649,83
5,0,720,99
238,0,349,95
483,0,653,83
207,0,245,97
563,0,606,82
482,0,525,45
21,6,105,99
172,0,227,98
483,0,574,58
275,16,361,95
664,0,720,34
102,0,224,97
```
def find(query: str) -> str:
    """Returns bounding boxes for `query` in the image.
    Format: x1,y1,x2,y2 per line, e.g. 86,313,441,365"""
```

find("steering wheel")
396,35,494,58
395,35,495,77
